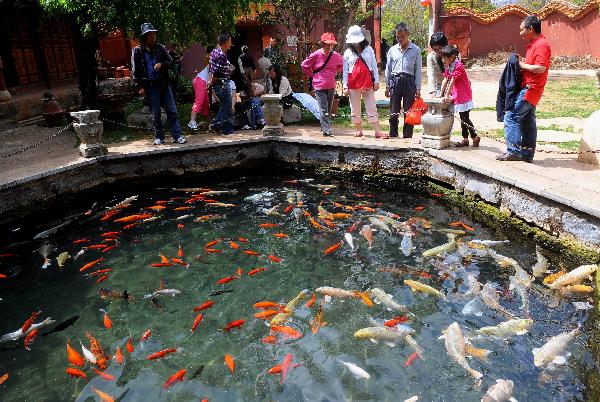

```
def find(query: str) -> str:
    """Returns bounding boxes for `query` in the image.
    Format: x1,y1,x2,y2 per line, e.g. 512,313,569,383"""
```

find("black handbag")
308,50,334,91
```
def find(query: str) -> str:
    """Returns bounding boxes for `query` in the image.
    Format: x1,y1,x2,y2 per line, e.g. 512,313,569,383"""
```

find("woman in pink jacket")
440,45,480,147
301,33,343,137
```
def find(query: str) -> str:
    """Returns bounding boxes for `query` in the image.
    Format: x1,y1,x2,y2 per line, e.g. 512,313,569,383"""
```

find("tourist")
497,15,551,162
264,37,277,59
427,32,448,96
385,23,422,138
381,38,390,69
238,46,256,85
257,50,273,86
239,81,266,130
188,55,210,130
301,32,343,137
439,45,479,147
208,33,235,135
264,65,294,109
343,25,384,138
131,22,186,145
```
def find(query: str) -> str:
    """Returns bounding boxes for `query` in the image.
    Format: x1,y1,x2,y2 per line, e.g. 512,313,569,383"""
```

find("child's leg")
459,111,470,138
462,110,477,138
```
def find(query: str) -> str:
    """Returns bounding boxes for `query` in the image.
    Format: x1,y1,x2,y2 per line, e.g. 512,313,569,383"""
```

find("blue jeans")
248,98,264,129
146,84,183,141
504,87,537,160
211,81,233,134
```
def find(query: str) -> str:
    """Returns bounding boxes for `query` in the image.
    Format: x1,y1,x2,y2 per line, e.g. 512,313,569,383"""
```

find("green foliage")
381,0,429,50
39,0,256,46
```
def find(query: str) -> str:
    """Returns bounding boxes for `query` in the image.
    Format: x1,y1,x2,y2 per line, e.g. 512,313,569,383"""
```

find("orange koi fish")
151,262,174,268
261,335,278,344
114,346,123,364
147,348,179,360
103,238,117,243
384,316,409,327
205,248,222,254
173,206,192,211
321,219,336,229
93,368,116,381
270,325,302,339
80,258,105,272
101,231,121,238
309,218,325,230
114,214,152,223
170,258,188,267
91,387,115,402
279,353,295,384
21,311,41,333
310,302,327,334
243,250,260,256
354,291,374,307
146,205,166,211
141,329,151,342
413,206,425,212
253,301,282,309
331,213,352,219
238,237,249,243
284,204,294,214
177,224,186,230
101,311,112,328
0,372,7,384
236,267,244,276
73,239,90,244
96,275,109,284
267,255,282,263
177,245,183,257
254,310,278,319
224,354,235,374
86,332,107,370
194,300,214,312
66,367,87,379
273,233,289,238
101,245,117,253
163,369,187,388
305,294,317,308
67,340,85,367
323,241,343,255
100,211,120,221
122,223,138,230
222,319,245,331
159,253,169,263
191,314,203,333
229,241,239,250
205,239,221,248
248,267,267,276
347,221,359,233
0,274,7,279
126,337,134,353
404,351,420,367
217,275,238,285
259,223,279,228
24,329,38,350
87,244,109,250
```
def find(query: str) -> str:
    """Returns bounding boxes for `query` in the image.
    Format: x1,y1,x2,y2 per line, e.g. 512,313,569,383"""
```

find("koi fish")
270,325,303,339
238,237,249,243
191,314,203,333
205,239,221,248
413,206,425,211
323,241,343,255
404,280,447,300
273,233,289,238
248,267,267,276
21,311,41,333
224,354,235,374
243,250,261,256
305,294,317,308
67,339,84,367
193,300,214,312
147,348,179,360
99,309,112,329
279,353,295,384
384,316,409,327
254,301,283,309
443,322,482,379
268,255,282,263
223,319,245,331
359,225,373,249
549,264,598,289
229,241,239,249
255,310,279,319
236,267,244,276
91,387,114,402
122,223,138,230
217,276,239,285
533,328,579,368
163,369,186,388
141,329,151,342
93,368,116,381
86,332,107,369
114,346,123,364
310,301,327,334
284,204,294,214
543,269,567,285
270,289,309,325
73,239,90,244
96,275,109,284
126,337,134,353
0,372,8,384
24,329,39,350
80,258,106,272
404,351,420,367
339,360,370,379
114,214,152,223
177,245,183,257
204,248,222,254
262,335,278,344
81,342,97,364
66,367,87,379
147,205,166,211
101,231,121,238
177,224,186,230
259,223,279,228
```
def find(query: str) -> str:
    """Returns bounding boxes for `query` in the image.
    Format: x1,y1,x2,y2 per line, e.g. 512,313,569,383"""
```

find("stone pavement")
1,126,599,221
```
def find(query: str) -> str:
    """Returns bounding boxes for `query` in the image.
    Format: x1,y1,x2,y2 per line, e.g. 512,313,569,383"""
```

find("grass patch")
537,124,577,133
555,141,581,151
536,78,600,119
472,106,496,111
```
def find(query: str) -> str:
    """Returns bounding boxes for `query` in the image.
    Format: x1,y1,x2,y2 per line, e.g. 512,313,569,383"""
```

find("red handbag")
405,97,426,125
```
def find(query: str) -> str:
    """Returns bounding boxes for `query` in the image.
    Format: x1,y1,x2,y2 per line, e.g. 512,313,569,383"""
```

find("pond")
0,171,596,401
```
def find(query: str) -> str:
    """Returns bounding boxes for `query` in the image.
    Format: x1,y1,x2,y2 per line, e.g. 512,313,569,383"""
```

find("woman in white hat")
342,25,385,138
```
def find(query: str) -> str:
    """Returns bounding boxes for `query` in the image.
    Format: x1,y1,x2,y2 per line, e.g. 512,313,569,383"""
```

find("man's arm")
519,62,546,74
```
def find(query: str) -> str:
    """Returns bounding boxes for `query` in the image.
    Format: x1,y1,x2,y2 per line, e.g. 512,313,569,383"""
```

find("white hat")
346,25,365,44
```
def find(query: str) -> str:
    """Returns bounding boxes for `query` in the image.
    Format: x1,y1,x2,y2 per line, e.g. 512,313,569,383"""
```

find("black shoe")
496,153,522,161
322,132,334,137
522,158,534,163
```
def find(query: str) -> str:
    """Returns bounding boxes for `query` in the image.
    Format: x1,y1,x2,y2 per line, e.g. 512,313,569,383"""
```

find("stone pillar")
70,110,108,158
421,97,453,149
261,94,284,136
0,56,11,102
578,109,600,165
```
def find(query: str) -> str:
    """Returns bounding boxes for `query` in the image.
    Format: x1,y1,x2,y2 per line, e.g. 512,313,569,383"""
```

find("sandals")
354,131,363,137
455,139,469,147
376,132,389,139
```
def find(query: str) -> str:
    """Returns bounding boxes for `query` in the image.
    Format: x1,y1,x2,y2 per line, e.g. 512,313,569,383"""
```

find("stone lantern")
70,110,108,158
261,94,284,136
421,97,454,149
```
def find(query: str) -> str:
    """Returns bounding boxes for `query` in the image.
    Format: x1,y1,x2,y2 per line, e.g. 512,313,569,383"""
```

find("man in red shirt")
497,15,551,162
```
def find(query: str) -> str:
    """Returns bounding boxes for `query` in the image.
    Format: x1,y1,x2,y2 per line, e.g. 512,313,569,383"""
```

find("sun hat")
140,23,158,37
346,25,365,44
320,32,337,44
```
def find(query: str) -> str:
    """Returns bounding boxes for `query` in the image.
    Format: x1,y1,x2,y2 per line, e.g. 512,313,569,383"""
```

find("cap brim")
323,39,337,44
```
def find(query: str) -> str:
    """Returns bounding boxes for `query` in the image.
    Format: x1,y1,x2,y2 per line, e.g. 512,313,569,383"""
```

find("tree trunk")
72,20,100,110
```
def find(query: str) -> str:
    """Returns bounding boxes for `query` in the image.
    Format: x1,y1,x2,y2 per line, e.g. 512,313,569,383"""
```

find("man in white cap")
301,32,343,137
385,22,422,138
131,23,186,145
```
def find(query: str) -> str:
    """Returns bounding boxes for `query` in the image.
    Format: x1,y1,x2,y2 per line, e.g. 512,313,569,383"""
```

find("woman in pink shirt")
440,45,480,147
301,33,343,137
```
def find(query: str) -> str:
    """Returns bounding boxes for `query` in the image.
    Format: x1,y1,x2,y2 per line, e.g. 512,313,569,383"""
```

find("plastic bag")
405,97,426,126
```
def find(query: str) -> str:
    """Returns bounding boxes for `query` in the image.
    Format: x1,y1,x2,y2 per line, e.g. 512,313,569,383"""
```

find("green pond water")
0,172,595,401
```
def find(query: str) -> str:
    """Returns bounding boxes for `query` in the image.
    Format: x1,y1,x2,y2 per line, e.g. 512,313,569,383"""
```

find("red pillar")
373,4,381,64
0,56,11,102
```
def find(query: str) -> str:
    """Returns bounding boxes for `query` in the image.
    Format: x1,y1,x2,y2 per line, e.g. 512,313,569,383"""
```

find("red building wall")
469,15,526,57
543,10,600,61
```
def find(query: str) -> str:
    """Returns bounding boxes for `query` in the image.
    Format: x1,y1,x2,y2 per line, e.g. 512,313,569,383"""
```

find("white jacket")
265,75,293,97
342,45,379,88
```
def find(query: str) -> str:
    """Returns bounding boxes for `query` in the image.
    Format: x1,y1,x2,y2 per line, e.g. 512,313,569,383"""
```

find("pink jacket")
301,49,343,90
444,59,472,105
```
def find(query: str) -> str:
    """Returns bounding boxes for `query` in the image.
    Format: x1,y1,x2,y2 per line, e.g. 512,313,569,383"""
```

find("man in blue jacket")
132,23,186,145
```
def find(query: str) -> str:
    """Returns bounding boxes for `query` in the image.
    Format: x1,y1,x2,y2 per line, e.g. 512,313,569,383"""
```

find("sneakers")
153,138,164,145
173,136,187,144
496,152,522,161
188,121,198,130
322,132,334,137
241,125,252,130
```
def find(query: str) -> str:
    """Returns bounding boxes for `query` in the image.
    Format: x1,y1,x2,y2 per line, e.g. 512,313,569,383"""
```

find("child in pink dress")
440,45,480,147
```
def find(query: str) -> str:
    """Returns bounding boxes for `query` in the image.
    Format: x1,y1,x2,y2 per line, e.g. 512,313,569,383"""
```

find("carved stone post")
70,110,108,158
261,94,284,136
421,97,453,149
0,57,11,102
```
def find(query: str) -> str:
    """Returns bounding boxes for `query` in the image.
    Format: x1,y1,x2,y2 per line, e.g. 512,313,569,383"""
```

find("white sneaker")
241,125,251,130
153,139,163,145
174,136,187,144
188,121,198,130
